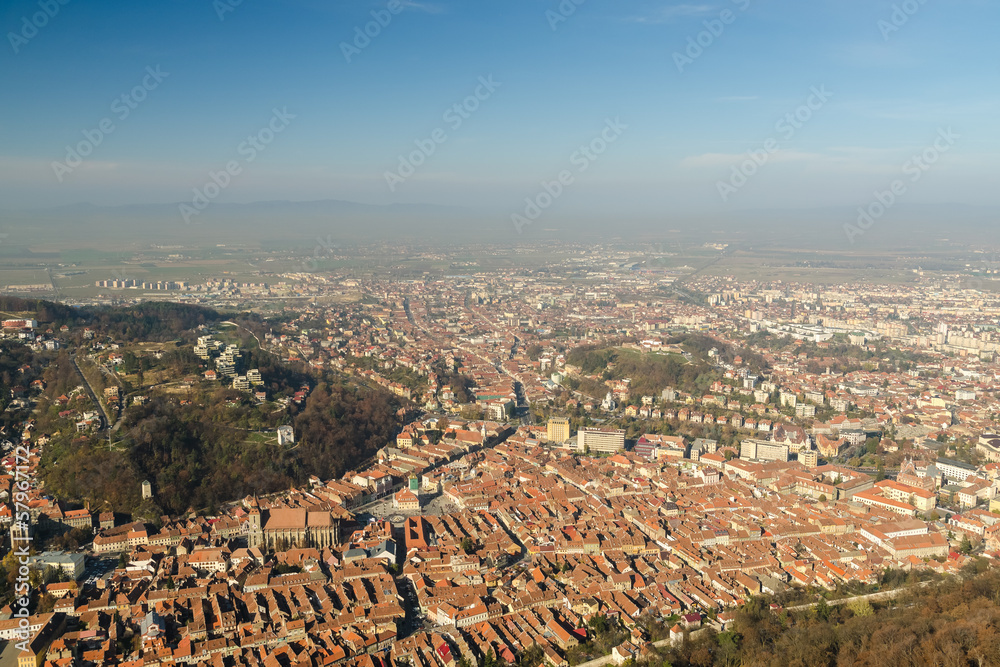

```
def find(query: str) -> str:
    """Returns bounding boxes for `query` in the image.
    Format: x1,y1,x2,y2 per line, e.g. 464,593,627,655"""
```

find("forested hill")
567,344,708,397
41,381,400,516
565,334,769,398
0,339,37,428
653,562,1000,667
0,297,405,516
0,296,78,323
0,296,221,341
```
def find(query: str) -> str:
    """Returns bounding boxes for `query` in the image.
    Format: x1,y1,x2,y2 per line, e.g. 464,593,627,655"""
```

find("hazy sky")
1,0,997,217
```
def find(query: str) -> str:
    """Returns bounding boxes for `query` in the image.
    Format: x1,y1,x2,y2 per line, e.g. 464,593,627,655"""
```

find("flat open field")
0,239,991,298
688,246,965,285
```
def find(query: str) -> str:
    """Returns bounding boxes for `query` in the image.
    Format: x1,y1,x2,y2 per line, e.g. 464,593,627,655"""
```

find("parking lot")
81,556,117,586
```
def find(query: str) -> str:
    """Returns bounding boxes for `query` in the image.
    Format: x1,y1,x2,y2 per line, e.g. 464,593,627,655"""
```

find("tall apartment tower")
547,417,571,443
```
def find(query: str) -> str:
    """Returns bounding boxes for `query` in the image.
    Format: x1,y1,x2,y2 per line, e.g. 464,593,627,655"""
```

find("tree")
960,534,973,555
815,597,831,622
460,537,475,554
33,590,57,614
518,644,544,667
588,614,610,634
847,598,874,617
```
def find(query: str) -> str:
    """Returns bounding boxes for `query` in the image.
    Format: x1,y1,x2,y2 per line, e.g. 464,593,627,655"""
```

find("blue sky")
1,0,997,217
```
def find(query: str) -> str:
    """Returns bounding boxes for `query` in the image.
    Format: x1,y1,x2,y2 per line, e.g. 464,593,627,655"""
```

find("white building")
740,439,789,462
576,428,626,454
936,458,977,483
28,551,86,580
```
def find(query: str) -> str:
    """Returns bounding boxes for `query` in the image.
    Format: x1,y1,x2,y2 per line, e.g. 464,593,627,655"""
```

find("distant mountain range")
0,199,996,251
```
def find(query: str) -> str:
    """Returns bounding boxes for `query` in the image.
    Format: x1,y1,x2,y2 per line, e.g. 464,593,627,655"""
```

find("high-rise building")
799,449,818,468
547,417,571,443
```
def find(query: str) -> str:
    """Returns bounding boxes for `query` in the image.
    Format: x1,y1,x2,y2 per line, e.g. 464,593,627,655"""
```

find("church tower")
247,507,263,549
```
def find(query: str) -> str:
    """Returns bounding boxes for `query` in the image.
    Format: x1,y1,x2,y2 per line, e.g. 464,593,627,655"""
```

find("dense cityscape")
3,0,999,664
2,240,1000,665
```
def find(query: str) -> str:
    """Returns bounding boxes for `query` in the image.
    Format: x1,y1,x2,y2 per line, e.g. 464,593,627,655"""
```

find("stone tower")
247,508,263,549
